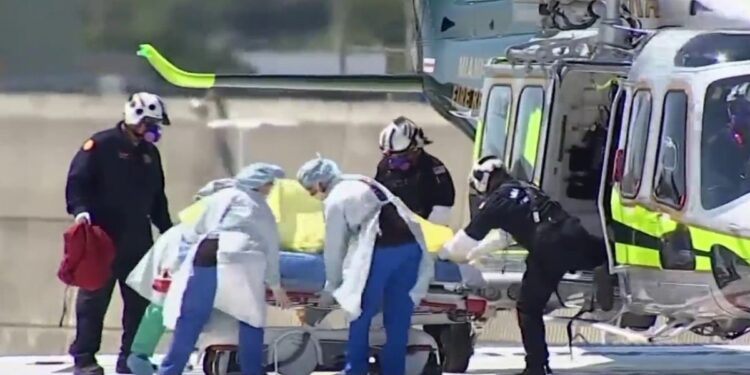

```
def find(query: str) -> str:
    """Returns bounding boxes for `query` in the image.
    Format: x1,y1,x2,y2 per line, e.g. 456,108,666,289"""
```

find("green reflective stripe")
615,243,660,268
689,226,750,257
523,108,542,168
489,248,529,256
136,44,216,88
611,193,663,237
615,243,711,271
695,256,711,272
595,78,617,91
473,119,486,161
610,188,750,270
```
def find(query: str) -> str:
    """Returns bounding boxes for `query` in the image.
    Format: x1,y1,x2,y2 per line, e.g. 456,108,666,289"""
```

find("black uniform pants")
68,276,150,366
68,227,152,367
516,217,607,370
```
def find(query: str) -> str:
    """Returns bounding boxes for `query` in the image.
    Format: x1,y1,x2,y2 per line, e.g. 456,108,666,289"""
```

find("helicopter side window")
509,86,544,181
701,75,750,209
480,85,512,160
653,90,688,209
621,90,652,199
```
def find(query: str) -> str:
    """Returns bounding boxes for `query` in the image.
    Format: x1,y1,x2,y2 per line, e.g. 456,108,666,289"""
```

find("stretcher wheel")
201,332,319,375
270,330,318,375
422,352,442,375
425,323,473,373
202,345,240,375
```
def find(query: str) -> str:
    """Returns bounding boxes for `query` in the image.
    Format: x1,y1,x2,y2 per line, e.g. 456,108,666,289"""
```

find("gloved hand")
74,212,91,224
438,246,469,264
437,246,451,261
318,290,336,308
271,286,291,309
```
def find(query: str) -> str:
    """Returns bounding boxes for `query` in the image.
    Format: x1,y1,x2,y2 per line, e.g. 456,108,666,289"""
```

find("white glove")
271,286,291,309
438,244,471,264
74,212,91,224
318,290,336,308
437,246,453,261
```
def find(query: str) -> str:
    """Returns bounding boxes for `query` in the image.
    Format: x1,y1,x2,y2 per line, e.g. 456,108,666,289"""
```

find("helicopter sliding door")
599,85,628,270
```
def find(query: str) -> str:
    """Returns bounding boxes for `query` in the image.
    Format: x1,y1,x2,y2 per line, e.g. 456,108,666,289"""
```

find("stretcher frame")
195,277,493,375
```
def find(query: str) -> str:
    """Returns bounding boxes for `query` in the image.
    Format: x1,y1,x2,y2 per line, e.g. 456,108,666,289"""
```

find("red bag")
57,222,116,291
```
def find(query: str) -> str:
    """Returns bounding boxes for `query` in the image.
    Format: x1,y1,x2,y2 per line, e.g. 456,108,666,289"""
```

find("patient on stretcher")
264,178,485,294
139,178,484,306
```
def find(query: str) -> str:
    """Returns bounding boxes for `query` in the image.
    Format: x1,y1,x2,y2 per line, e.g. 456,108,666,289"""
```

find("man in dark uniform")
65,92,174,375
374,116,460,369
438,156,607,375
375,116,455,226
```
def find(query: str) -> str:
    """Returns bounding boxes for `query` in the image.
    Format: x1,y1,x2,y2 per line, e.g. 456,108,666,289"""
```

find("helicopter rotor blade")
136,44,424,93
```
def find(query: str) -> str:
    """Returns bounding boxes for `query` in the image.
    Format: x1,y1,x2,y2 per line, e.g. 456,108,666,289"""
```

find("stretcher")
267,250,490,315
196,251,492,375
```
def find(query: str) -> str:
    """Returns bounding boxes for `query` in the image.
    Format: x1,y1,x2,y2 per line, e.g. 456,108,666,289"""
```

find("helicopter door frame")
537,61,630,272
478,61,546,167
599,85,628,272
535,61,631,188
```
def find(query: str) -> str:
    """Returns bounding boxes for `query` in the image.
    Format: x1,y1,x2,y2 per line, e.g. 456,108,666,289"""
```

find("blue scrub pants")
158,266,265,375
344,242,422,375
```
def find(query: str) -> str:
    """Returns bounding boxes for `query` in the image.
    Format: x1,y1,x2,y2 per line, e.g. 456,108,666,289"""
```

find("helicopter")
464,0,750,344
136,0,750,370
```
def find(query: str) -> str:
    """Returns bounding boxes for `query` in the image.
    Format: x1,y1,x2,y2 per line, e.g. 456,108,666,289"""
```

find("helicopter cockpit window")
653,91,688,209
675,34,750,68
621,90,652,199
701,75,750,209
481,85,512,160
509,86,544,181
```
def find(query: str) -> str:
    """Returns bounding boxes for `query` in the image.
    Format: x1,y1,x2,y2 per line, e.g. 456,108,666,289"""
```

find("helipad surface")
3,345,750,374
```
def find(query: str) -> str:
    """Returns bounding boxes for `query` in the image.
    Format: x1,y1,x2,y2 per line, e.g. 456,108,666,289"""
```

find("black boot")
73,363,105,375
516,364,553,375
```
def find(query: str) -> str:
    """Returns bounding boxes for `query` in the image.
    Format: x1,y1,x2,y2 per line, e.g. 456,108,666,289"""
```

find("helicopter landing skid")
545,307,709,346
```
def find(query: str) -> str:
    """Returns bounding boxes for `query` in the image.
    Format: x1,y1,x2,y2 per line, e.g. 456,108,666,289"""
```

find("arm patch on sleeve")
82,139,95,151
432,165,447,174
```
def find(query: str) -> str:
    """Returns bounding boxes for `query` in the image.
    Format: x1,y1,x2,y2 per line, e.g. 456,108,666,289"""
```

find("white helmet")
378,116,431,153
470,155,506,194
123,92,170,126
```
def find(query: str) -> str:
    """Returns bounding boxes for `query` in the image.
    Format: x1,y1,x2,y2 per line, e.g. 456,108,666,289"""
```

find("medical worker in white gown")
158,163,291,375
296,156,434,375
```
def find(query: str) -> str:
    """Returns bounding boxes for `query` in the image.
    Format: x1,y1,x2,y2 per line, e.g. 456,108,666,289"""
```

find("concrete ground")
3,345,750,374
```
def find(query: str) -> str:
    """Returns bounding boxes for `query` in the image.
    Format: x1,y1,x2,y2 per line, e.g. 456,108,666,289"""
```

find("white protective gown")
126,223,188,305
324,174,434,321
162,186,282,330
126,178,238,305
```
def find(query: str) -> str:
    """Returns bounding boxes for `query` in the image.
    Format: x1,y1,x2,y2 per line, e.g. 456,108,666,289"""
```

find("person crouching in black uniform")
65,92,174,375
438,155,607,375
375,116,455,226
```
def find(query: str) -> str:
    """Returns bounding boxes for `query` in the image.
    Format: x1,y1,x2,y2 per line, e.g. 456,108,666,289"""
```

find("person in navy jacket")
65,92,173,375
